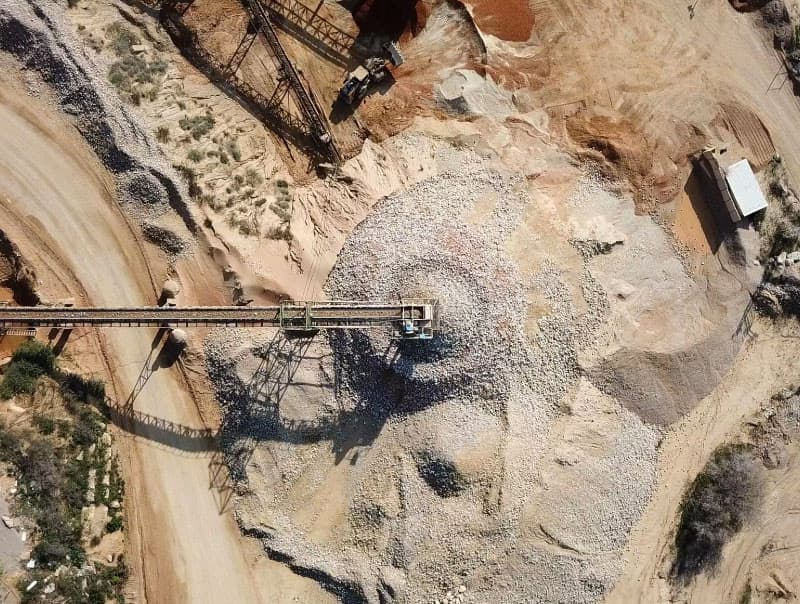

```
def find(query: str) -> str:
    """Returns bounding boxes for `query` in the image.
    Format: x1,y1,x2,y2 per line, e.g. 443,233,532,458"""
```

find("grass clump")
671,445,764,583
179,114,216,140
244,168,262,188
269,178,293,232
187,149,204,163
155,126,170,143
223,137,242,162
265,225,292,241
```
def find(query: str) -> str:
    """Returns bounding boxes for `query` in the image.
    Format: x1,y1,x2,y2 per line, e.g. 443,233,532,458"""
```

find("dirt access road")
0,77,329,602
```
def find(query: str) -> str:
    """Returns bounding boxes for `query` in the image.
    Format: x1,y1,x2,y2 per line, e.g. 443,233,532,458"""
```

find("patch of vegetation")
20,562,128,604
106,23,167,105
223,137,242,162
759,156,800,260
155,126,170,143
187,149,204,163
0,342,126,602
0,361,45,399
265,225,293,241
0,341,55,399
173,164,201,199
671,445,764,583
179,114,215,140
267,178,293,241
739,582,752,604
13,340,55,374
244,168,263,188
32,415,55,436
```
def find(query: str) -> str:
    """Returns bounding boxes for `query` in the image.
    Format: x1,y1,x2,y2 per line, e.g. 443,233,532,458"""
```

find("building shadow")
683,169,722,254
689,155,745,253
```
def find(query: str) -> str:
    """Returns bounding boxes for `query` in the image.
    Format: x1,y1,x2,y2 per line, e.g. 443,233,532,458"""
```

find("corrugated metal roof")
725,159,768,217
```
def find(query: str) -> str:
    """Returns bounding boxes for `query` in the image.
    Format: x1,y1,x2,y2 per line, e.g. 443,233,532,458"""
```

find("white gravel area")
207,138,661,604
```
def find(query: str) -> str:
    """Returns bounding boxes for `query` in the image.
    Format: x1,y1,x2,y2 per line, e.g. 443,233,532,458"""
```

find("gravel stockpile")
202,139,662,604
326,141,558,414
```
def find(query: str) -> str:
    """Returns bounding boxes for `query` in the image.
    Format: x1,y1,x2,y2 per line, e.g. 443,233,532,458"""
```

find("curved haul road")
0,85,326,602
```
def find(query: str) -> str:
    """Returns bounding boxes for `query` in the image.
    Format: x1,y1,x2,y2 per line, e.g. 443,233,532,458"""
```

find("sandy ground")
606,319,800,603
0,493,24,572
0,72,330,603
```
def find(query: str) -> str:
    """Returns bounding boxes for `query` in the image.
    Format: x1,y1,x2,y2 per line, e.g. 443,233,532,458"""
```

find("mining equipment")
0,299,440,341
338,41,404,105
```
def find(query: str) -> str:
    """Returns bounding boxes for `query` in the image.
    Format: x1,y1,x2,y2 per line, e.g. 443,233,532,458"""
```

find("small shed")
725,159,768,218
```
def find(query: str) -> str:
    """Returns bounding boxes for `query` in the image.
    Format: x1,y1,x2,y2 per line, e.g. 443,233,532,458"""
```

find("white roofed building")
724,159,768,218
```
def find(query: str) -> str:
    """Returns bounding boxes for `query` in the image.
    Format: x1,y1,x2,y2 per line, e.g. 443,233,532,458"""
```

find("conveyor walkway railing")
0,300,439,339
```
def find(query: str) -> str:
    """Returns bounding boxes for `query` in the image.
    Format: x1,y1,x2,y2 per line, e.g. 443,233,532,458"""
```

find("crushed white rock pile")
207,138,661,604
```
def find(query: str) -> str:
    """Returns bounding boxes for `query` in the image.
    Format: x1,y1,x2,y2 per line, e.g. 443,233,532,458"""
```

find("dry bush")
179,114,215,140
672,446,764,582
106,23,167,104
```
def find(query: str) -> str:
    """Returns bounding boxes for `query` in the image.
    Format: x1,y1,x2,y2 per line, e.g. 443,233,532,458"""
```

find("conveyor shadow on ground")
265,0,364,69
101,328,216,454
220,329,405,488
95,328,406,514
160,4,327,163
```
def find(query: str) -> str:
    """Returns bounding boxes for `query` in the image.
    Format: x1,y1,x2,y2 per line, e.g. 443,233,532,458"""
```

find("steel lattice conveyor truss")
0,299,440,340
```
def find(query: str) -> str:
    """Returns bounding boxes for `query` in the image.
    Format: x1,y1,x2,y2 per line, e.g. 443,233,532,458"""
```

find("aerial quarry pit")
2,0,800,603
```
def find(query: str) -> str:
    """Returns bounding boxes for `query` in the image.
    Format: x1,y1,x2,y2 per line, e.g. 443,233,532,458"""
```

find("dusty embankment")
0,1,330,602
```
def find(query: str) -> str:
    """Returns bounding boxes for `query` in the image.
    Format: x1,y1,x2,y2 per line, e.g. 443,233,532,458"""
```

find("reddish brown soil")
465,0,534,42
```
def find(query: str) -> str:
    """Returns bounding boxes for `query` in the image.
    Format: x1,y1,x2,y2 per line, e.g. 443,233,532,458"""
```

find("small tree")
12,340,55,374
672,446,764,582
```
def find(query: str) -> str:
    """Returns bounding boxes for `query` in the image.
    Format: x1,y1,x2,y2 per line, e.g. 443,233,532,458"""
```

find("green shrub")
72,407,103,448
672,446,764,582
245,168,262,188
106,24,167,104
187,149,204,163
13,340,55,374
32,415,55,436
0,360,45,399
225,138,242,162
106,515,123,533
179,114,215,140
19,439,60,494
61,372,105,403
266,225,292,241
